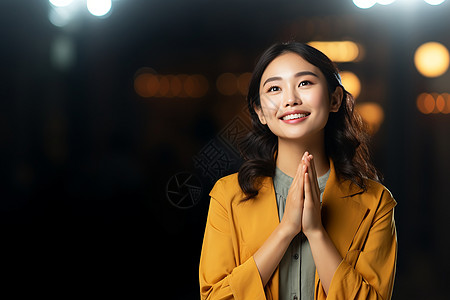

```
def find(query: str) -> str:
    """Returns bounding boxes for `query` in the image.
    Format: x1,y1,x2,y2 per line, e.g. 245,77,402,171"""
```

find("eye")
299,80,312,87
267,86,281,92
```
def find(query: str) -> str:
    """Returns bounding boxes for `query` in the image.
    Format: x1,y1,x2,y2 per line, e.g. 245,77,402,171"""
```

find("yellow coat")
199,161,397,300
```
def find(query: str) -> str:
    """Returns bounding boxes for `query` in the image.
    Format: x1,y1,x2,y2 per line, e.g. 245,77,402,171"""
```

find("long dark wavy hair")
238,42,382,200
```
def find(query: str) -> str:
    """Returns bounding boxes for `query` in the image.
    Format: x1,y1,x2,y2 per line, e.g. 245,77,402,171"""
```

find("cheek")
260,94,280,117
304,89,330,112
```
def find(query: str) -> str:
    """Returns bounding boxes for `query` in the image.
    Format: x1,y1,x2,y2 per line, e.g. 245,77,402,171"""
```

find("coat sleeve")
325,189,397,300
199,180,266,300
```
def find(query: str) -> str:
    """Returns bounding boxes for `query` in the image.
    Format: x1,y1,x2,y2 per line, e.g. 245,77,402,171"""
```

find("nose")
282,87,301,107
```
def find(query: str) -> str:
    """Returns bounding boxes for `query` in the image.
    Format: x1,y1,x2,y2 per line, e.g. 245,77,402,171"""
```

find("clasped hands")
280,151,324,239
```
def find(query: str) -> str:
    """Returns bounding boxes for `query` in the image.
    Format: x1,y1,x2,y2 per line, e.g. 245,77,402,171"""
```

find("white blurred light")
49,0,73,7
48,7,73,27
424,0,446,5
87,0,112,17
377,0,396,5
353,0,377,9
48,0,83,27
51,35,76,71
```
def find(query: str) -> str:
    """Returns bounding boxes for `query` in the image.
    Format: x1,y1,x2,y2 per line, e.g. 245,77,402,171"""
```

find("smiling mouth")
280,113,311,120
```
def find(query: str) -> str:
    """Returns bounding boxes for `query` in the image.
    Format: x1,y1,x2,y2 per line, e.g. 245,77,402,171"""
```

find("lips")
281,113,310,120
279,110,311,121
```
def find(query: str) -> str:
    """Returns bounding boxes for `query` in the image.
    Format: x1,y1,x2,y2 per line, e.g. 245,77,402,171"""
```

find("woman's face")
255,52,342,142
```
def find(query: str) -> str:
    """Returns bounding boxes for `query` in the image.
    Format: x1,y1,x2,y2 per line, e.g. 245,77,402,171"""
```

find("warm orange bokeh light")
184,74,209,98
308,41,361,62
237,72,252,96
355,102,384,134
340,71,361,99
134,73,159,98
158,76,170,97
414,42,450,78
415,92,450,114
168,75,182,97
435,94,446,113
134,71,208,99
442,93,450,114
216,73,238,96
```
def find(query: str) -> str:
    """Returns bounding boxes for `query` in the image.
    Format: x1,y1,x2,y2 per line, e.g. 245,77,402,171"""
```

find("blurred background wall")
1,0,449,298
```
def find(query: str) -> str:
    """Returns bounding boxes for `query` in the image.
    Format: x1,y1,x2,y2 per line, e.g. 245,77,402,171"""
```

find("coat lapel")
321,160,369,256
234,177,280,255
247,176,280,300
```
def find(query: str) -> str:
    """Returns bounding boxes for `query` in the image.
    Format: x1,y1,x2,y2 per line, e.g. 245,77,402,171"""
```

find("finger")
302,151,309,170
297,164,306,196
291,160,305,188
289,161,306,197
309,156,320,188
304,172,312,201
307,155,320,202
303,153,313,178
307,155,318,180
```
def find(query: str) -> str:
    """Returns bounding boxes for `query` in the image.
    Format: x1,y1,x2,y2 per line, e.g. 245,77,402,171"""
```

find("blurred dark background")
1,0,449,298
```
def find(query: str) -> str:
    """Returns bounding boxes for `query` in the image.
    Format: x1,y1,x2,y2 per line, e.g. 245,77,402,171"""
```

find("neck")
276,132,329,178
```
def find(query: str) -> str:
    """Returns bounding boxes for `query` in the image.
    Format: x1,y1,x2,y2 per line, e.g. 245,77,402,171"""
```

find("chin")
276,128,324,142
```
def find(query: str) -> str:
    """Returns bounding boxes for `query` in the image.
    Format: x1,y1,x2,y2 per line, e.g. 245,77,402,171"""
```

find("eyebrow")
262,71,319,87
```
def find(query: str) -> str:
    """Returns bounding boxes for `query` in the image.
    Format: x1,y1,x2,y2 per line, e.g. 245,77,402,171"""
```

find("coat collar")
324,159,364,198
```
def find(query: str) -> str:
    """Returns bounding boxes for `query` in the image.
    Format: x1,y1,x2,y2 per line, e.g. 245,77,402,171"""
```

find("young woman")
199,42,397,300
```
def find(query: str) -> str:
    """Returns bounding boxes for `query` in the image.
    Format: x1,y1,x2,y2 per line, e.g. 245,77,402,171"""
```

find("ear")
330,86,344,113
253,104,267,125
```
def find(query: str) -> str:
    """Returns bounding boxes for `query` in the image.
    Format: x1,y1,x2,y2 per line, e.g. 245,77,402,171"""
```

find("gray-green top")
273,167,330,300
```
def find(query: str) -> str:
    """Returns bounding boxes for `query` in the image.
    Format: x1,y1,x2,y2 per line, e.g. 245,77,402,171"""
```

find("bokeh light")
87,0,112,17
353,0,377,9
340,71,361,99
377,0,396,4
158,76,170,97
435,94,446,112
216,73,238,96
134,73,209,99
355,102,384,134
48,7,73,27
417,92,450,114
134,73,158,98
176,75,189,97
49,0,73,7
308,41,361,62
168,75,182,97
414,42,450,77
442,93,450,114
50,35,75,71
416,93,435,114
237,72,252,96
184,75,209,98
424,0,446,5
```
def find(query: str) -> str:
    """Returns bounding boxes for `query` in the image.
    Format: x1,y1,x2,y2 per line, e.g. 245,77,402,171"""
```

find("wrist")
304,225,326,242
278,219,298,240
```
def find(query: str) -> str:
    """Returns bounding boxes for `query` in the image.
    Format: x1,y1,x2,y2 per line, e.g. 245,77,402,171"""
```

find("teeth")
282,113,309,120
